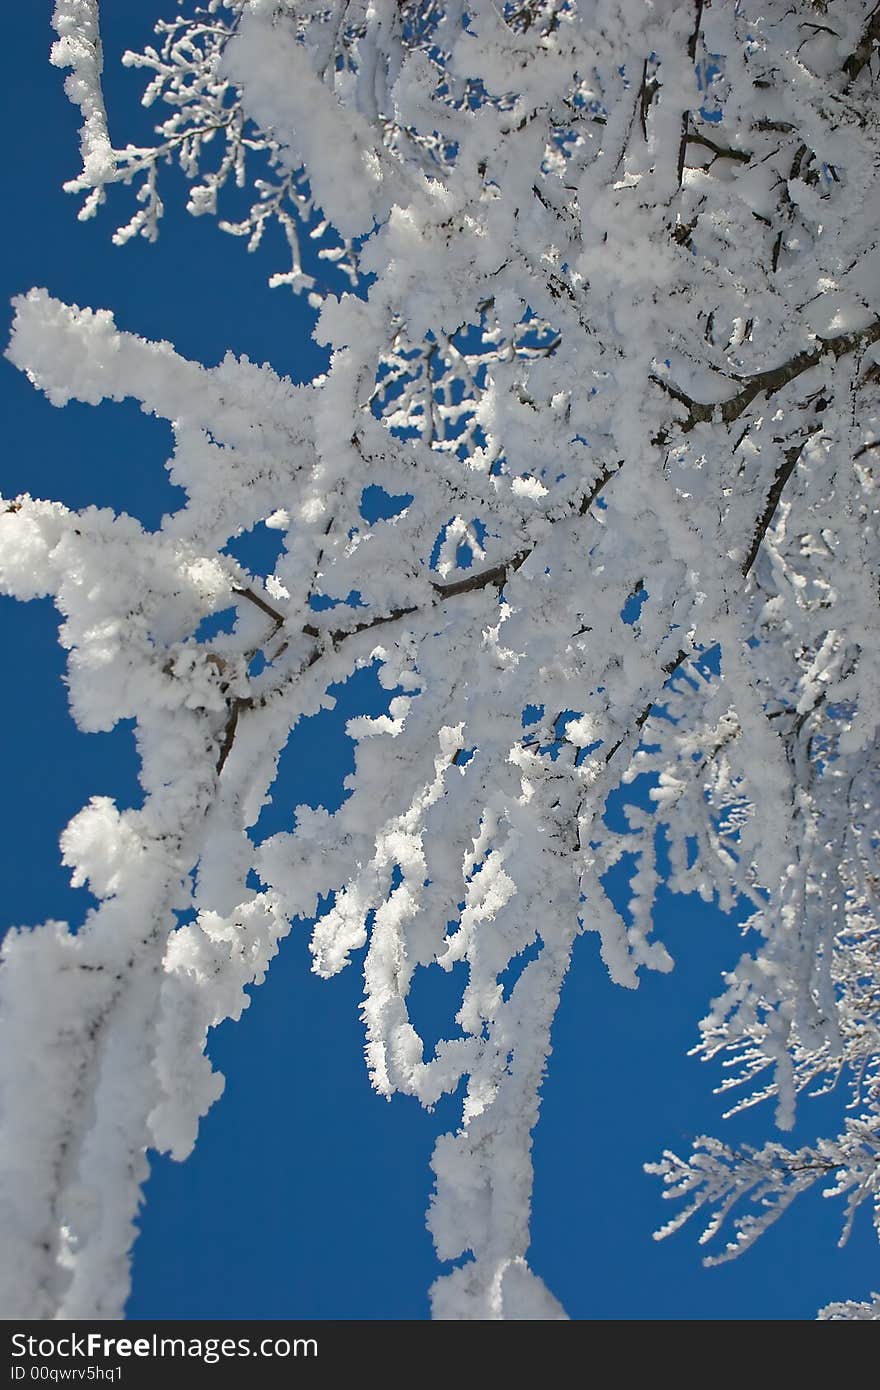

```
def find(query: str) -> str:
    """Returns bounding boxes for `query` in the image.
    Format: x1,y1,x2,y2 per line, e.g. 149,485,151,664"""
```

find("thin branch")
638,59,658,140
602,647,689,766
686,131,750,164
653,319,880,433
676,0,706,188
741,442,804,577
432,549,530,599
217,471,622,769
216,695,253,775
854,438,880,461
843,1,880,82
579,461,620,514
302,602,419,649
233,585,286,626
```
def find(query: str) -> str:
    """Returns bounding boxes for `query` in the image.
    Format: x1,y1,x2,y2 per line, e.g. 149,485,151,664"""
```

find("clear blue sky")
1,4,875,1320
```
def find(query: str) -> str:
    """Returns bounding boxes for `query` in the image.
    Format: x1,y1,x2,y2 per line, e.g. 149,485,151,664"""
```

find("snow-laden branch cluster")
1,0,879,1319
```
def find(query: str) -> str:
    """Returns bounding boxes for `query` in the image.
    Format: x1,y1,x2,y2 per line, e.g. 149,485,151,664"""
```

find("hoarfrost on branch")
1,0,879,1320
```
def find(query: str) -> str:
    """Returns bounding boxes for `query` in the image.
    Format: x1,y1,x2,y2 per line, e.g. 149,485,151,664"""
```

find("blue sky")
1,3,876,1320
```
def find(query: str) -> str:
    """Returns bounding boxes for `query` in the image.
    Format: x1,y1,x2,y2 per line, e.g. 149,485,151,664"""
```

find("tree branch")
653,318,880,433
431,549,531,600
233,584,286,626
741,442,804,577
677,0,706,188
686,130,751,164
216,469,622,771
602,647,689,766
843,2,880,82
854,438,880,461
215,694,253,775
302,603,420,651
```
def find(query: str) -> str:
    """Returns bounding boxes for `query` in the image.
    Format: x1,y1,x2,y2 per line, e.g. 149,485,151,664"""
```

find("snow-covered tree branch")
1,0,878,1319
